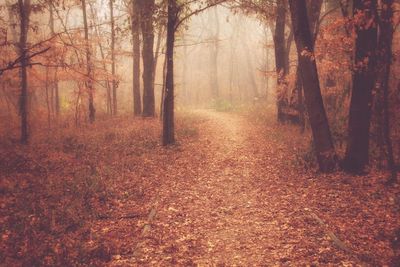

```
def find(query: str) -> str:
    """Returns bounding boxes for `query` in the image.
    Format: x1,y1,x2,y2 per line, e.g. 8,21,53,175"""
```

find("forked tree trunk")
131,0,141,116
162,0,177,145
343,0,378,173
18,0,31,144
82,0,95,123
289,0,336,172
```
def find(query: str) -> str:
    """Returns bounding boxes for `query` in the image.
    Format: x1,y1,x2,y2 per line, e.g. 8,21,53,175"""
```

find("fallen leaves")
0,110,399,265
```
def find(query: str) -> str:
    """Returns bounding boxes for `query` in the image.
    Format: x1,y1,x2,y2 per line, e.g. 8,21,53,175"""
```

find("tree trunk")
18,0,31,144
88,2,112,115
243,38,259,98
110,0,117,115
289,0,336,172
209,7,219,99
343,0,378,173
162,0,177,145
82,0,95,123
294,0,322,129
131,0,141,116
49,3,60,117
377,0,397,184
139,0,155,117
182,35,188,104
274,0,287,122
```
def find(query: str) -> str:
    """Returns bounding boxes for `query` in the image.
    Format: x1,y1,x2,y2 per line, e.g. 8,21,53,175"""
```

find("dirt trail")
120,110,303,266
106,110,396,266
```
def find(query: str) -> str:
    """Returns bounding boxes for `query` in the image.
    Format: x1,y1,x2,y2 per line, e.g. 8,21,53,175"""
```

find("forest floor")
1,108,400,266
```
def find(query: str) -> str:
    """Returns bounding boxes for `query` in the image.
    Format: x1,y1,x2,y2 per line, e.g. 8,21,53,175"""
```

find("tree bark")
82,0,95,123
377,0,397,183
294,0,323,129
139,0,156,117
18,0,31,144
131,0,142,116
274,0,288,122
162,0,177,145
289,0,336,172
343,0,378,173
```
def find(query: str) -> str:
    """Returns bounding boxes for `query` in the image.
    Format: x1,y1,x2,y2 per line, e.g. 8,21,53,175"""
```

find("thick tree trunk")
377,0,397,184
274,0,287,122
289,0,336,172
343,0,378,173
162,0,177,146
131,0,141,116
110,0,117,115
82,0,95,123
18,0,31,144
139,0,155,117
294,0,322,129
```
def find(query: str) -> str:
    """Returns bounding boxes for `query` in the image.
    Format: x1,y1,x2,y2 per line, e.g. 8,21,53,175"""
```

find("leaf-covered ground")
1,110,399,266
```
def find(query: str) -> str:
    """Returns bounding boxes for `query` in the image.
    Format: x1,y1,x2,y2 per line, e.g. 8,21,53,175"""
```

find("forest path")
125,110,304,266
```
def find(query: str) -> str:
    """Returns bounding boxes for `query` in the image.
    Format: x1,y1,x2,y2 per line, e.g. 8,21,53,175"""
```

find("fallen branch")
142,206,157,237
96,213,141,220
307,208,352,253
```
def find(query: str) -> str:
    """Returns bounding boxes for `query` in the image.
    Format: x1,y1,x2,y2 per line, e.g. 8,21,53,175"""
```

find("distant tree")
209,7,220,99
289,0,337,172
342,0,378,173
110,0,117,115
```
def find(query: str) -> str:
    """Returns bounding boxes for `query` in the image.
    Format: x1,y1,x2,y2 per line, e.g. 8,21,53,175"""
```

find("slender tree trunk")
110,0,117,115
209,7,219,99
289,0,336,172
274,0,287,122
160,53,167,121
343,0,378,173
88,2,112,115
45,67,51,128
18,0,31,144
82,0,95,123
162,0,177,145
153,23,165,88
131,0,141,116
139,0,155,117
182,35,188,104
243,39,259,98
54,69,60,116
49,3,60,117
